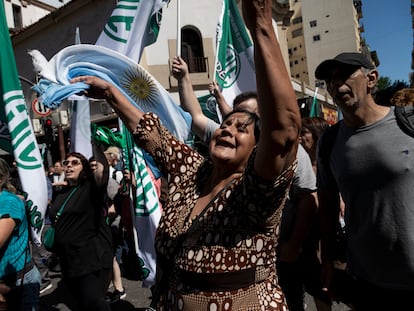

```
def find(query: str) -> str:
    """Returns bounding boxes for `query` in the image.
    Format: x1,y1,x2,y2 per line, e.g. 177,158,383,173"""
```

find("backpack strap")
394,106,414,138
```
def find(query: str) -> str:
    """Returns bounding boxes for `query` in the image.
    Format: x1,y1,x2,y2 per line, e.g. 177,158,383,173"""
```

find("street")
40,270,153,311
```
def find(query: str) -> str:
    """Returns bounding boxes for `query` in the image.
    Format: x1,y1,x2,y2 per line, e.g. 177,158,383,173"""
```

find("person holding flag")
49,149,113,311
69,0,300,310
172,54,258,146
174,50,332,311
96,0,180,289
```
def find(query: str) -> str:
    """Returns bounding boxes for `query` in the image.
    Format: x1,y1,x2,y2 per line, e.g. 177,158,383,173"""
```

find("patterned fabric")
0,190,31,278
134,113,297,310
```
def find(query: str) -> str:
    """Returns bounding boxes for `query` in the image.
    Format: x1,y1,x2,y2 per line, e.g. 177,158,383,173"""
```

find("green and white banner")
0,1,48,245
96,0,170,288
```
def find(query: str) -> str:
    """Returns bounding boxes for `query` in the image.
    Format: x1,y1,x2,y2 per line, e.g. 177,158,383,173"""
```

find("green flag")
197,0,256,123
197,94,220,124
0,1,47,245
309,88,320,117
215,0,256,107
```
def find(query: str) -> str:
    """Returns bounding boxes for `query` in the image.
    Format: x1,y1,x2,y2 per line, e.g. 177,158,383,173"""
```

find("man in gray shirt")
315,52,414,310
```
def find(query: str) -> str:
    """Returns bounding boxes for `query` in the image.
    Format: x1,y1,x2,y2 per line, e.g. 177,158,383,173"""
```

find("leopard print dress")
134,113,296,311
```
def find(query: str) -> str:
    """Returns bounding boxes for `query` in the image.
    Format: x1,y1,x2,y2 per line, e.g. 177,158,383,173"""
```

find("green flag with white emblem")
215,0,256,108
0,1,47,245
200,0,256,123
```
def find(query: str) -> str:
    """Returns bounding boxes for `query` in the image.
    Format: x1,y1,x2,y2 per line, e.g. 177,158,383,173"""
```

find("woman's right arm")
70,76,144,133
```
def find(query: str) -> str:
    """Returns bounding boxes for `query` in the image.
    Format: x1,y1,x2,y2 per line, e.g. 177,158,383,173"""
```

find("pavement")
39,270,153,311
39,270,352,311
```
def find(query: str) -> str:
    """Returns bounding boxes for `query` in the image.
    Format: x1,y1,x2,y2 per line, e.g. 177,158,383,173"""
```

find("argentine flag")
30,44,192,142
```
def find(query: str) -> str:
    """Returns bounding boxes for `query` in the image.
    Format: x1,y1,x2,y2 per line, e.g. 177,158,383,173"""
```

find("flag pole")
213,0,226,83
212,48,219,83
176,0,181,56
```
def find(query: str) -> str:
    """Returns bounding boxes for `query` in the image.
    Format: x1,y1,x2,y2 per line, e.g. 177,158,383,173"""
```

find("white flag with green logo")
215,0,256,107
96,0,168,62
0,2,48,245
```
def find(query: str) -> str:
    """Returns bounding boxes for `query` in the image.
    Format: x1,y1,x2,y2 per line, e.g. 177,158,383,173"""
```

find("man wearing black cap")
315,52,414,310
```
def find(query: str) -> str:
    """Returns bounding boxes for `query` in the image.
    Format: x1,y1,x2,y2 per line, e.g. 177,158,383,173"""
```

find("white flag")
70,27,93,159
96,0,169,63
215,0,256,106
0,2,47,245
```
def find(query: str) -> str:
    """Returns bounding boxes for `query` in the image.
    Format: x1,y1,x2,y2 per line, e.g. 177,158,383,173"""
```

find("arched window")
181,26,207,73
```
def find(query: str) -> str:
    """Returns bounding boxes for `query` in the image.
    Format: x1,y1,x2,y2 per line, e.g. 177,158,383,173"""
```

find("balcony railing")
187,56,208,74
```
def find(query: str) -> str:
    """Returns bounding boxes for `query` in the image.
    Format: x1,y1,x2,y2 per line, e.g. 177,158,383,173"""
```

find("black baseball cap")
315,52,375,80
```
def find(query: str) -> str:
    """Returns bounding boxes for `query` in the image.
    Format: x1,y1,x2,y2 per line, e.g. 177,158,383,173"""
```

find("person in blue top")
0,157,41,310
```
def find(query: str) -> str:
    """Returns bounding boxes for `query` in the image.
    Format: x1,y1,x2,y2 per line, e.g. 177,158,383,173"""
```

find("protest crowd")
0,0,413,310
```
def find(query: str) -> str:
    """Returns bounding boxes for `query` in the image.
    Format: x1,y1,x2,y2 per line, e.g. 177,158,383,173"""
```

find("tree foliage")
375,76,409,106
376,76,392,91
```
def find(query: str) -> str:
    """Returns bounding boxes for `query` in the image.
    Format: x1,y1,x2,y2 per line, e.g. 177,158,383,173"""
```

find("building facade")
287,0,364,88
4,0,70,33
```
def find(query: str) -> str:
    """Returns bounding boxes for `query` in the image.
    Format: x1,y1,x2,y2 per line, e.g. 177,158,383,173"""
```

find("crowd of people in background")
0,0,413,310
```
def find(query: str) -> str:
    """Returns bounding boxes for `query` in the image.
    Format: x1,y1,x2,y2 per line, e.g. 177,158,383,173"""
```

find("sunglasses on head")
62,159,81,167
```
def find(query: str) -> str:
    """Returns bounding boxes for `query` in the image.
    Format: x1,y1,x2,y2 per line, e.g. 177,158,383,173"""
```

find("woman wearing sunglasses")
49,152,113,310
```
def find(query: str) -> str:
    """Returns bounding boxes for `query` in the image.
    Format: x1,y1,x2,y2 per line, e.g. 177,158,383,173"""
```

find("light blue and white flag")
30,44,192,142
96,0,169,62
215,0,256,107
30,45,193,287
0,1,47,245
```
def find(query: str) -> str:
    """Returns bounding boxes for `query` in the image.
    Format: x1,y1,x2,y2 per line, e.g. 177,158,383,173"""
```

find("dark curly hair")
391,88,414,106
